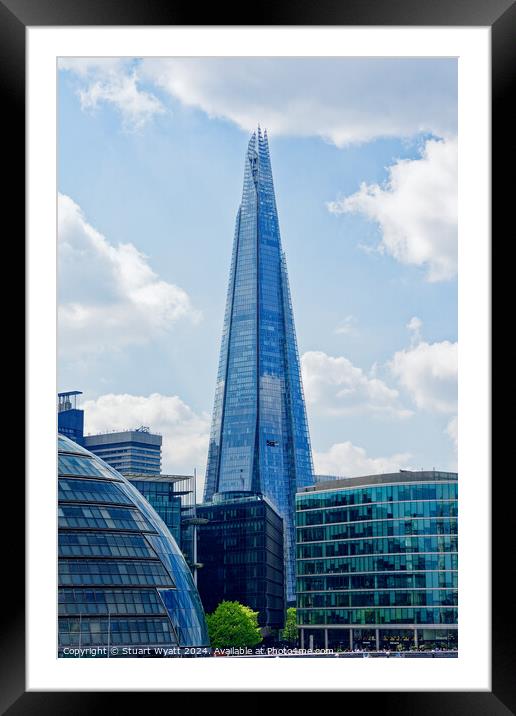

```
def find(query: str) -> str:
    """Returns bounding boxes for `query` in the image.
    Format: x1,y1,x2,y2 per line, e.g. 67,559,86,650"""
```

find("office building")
127,473,203,580
197,494,285,630
296,471,458,651
203,127,314,603
83,427,162,476
56,391,162,475
58,434,209,652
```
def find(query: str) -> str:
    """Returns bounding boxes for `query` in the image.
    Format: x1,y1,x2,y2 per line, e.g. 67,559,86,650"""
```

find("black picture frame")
7,0,507,709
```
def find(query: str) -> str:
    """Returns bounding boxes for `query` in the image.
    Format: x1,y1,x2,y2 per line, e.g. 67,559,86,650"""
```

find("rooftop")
200,491,281,514
126,473,193,484
83,429,162,443
299,470,458,494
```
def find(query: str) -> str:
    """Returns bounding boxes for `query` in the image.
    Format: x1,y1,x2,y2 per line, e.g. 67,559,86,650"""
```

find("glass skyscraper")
204,127,314,602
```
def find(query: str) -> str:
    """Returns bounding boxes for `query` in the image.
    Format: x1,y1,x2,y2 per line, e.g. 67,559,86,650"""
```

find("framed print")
5,0,509,708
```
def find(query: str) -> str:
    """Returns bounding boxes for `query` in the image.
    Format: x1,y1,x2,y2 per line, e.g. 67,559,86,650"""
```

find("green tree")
206,601,263,649
280,607,298,644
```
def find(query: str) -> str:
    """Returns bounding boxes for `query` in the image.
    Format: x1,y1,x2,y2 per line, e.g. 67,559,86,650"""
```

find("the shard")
203,127,314,602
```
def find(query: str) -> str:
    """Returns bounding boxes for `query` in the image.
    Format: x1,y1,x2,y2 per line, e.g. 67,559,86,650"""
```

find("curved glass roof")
57,434,209,653
58,433,93,456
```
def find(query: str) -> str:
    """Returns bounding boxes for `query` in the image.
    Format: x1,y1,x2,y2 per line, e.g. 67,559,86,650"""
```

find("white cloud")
407,316,423,345
83,392,210,495
314,441,412,478
445,415,458,470
301,350,412,419
328,138,457,281
390,340,458,414
334,315,358,336
58,194,200,358
407,316,422,333
60,57,456,145
58,58,128,76
446,415,458,451
140,58,456,145
59,58,164,130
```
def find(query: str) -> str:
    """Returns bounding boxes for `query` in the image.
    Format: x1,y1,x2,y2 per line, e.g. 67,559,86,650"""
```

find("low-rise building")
296,470,458,651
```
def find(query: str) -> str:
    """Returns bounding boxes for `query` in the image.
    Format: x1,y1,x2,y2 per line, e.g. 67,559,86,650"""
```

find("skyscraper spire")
257,123,263,145
204,129,314,602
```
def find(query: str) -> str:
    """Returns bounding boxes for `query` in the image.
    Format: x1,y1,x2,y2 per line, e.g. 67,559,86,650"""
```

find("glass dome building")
58,434,209,654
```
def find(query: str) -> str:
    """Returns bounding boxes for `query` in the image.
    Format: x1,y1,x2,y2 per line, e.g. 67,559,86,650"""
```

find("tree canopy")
280,607,298,643
206,601,263,649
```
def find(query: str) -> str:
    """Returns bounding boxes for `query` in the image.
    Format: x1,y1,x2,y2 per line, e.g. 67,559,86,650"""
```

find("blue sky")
57,57,458,487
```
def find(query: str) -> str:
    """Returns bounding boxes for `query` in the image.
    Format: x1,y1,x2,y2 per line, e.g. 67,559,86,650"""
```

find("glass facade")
58,434,209,654
128,475,197,573
204,127,314,602
197,494,285,629
296,472,458,651
128,479,182,546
